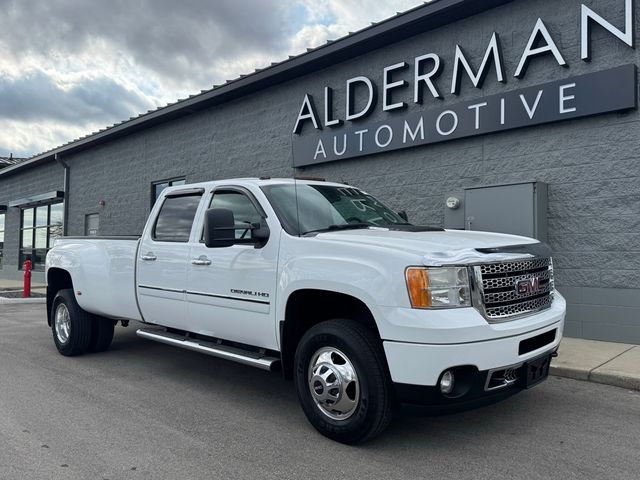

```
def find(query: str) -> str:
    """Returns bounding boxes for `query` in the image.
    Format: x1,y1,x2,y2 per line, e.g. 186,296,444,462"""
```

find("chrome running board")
136,328,279,371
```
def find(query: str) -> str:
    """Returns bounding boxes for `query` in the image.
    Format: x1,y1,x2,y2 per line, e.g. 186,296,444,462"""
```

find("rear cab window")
153,193,202,242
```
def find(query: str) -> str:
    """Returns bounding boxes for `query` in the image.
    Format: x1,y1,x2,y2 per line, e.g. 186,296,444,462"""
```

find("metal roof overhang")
0,0,513,179
8,191,65,208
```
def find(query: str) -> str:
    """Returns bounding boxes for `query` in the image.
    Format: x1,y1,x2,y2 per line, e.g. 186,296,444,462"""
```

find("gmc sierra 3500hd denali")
46,178,565,444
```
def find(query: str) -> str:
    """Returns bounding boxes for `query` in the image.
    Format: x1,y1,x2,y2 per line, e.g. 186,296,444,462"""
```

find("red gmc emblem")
516,277,541,295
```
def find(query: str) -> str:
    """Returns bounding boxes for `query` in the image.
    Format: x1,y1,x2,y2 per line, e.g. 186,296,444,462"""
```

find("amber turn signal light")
405,267,432,308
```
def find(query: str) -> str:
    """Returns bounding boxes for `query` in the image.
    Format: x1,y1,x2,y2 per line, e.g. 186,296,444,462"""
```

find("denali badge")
516,277,541,295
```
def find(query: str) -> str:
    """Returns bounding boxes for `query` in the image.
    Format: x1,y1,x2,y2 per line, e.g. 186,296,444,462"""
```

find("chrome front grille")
481,270,551,290
484,295,552,319
478,257,551,275
474,257,553,322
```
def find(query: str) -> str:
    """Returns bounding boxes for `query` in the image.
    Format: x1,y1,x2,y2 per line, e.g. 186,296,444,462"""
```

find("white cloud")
0,0,427,158
298,0,428,33
289,24,346,55
0,119,103,157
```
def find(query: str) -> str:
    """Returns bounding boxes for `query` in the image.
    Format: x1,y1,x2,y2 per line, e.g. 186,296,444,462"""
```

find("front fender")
276,255,405,344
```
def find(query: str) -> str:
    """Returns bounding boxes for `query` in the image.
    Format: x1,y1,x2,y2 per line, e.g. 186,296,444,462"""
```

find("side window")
153,194,201,242
210,191,262,240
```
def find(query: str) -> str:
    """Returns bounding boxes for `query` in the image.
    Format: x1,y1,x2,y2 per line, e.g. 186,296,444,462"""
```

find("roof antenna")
290,133,302,237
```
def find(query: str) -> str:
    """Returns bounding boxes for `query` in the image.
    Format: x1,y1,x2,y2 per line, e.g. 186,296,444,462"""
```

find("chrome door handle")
141,253,157,261
191,256,211,266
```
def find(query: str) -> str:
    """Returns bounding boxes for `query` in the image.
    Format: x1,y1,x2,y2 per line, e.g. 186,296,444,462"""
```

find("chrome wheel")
54,303,71,345
308,347,360,421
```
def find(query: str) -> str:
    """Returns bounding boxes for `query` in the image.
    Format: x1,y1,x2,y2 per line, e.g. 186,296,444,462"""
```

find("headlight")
405,266,471,309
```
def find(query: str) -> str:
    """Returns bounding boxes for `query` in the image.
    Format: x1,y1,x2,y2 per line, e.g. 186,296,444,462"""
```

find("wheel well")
47,268,73,325
280,289,380,379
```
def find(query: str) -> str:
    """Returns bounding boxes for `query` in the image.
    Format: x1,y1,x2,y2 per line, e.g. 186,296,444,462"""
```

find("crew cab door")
185,187,279,350
136,188,204,327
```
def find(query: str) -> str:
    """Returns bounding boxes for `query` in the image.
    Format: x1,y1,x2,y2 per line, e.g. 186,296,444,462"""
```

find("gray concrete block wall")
0,0,639,342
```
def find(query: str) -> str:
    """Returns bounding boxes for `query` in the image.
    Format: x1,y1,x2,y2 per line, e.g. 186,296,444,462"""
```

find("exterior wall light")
446,196,461,210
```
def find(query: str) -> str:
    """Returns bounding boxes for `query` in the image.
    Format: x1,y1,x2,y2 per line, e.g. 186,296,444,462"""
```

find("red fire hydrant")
23,259,32,298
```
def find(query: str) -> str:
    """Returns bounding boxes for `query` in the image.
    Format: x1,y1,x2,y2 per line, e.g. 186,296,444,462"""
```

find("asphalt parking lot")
1,304,639,480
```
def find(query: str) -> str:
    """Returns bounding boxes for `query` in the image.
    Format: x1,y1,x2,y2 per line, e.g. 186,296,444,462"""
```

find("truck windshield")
261,184,409,235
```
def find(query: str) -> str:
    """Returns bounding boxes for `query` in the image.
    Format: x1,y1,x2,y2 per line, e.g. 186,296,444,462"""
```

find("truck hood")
311,228,542,265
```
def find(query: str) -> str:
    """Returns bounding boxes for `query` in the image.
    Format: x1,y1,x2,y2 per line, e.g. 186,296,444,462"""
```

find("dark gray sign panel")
292,64,637,167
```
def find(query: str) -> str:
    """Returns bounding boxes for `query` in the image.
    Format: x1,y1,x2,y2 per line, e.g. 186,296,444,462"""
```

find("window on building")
152,177,186,206
153,194,201,242
20,202,64,271
0,212,5,269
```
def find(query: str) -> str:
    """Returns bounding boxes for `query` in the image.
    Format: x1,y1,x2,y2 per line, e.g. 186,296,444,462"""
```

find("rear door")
185,187,279,350
136,188,204,327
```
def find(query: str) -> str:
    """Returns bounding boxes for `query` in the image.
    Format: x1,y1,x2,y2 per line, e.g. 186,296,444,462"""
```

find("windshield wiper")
303,223,371,235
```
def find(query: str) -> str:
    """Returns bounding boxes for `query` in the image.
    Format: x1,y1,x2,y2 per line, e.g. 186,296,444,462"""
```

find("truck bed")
47,237,142,321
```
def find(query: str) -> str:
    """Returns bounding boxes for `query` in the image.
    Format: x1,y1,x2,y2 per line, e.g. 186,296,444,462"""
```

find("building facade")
1,0,639,343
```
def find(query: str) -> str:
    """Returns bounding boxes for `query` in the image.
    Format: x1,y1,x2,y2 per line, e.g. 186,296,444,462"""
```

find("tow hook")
551,351,559,358
121,320,130,327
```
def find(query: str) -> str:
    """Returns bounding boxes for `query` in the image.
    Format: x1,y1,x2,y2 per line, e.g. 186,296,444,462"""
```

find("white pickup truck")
46,177,565,443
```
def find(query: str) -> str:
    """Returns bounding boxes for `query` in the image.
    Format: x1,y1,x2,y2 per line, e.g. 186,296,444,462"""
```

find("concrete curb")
551,364,640,391
550,365,589,381
550,338,640,391
588,370,640,391
0,297,47,304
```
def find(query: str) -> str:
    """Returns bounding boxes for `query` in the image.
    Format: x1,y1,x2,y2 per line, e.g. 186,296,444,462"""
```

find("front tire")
51,289,92,356
294,319,393,444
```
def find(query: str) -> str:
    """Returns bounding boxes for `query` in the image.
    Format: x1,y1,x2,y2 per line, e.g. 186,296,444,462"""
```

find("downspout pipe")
55,153,70,236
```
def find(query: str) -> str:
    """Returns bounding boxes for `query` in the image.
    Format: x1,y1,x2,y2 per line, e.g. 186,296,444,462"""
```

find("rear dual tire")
51,289,115,356
88,315,116,353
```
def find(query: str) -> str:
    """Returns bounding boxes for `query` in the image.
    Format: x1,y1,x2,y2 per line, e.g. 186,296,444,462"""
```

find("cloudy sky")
0,0,429,158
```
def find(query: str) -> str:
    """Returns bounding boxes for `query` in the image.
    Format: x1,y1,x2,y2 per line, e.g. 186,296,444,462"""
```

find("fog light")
440,370,455,395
